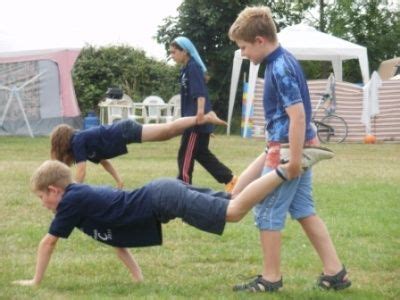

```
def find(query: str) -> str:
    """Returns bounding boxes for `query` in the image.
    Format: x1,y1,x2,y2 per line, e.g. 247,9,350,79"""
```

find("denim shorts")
120,119,143,143
253,167,315,230
147,178,230,235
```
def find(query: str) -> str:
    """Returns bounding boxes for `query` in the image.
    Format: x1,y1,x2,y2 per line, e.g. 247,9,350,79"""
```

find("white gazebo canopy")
227,24,370,135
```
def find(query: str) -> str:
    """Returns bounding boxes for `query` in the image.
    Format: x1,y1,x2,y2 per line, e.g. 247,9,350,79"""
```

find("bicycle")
312,92,348,144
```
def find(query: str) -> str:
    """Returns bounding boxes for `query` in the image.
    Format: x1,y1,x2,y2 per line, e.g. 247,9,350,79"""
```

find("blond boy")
13,147,331,287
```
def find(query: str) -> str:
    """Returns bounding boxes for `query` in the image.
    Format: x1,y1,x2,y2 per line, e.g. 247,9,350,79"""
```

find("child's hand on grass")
12,279,38,287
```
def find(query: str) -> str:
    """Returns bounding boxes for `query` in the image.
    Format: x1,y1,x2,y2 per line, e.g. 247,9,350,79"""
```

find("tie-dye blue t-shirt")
263,46,315,142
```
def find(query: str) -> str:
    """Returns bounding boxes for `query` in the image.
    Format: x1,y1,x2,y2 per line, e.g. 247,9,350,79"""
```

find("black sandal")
317,266,351,290
233,275,283,292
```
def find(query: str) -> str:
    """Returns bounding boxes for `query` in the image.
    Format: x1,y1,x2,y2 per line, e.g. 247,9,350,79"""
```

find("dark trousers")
177,131,233,185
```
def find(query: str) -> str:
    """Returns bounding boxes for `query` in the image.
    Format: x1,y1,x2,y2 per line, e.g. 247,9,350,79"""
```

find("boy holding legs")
13,150,330,286
228,6,350,292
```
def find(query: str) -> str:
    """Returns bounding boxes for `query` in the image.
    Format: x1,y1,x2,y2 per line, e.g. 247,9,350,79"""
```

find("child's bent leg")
231,152,266,197
226,168,285,222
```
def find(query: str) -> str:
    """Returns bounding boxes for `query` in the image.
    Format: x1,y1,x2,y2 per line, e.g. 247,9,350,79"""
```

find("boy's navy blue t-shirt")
71,122,128,164
180,58,213,133
263,46,315,142
48,184,162,248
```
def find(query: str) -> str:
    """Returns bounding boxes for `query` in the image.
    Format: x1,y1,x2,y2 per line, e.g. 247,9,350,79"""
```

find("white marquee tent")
227,24,370,135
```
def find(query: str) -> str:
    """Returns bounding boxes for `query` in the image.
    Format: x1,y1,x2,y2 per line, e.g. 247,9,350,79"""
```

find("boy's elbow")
294,108,306,124
287,103,306,121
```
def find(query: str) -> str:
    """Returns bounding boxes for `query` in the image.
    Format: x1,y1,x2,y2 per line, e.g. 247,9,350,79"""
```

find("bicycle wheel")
317,115,348,143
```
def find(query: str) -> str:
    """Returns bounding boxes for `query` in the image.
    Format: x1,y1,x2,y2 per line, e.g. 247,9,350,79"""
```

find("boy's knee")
226,206,245,222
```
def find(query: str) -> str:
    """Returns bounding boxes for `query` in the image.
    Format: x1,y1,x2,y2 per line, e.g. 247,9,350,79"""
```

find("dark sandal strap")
318,266,351,290
275,167,288,181
233,275,283,292
255,276,283,292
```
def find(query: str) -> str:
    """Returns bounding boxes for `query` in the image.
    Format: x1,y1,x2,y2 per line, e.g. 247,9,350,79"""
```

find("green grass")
0,136,399,299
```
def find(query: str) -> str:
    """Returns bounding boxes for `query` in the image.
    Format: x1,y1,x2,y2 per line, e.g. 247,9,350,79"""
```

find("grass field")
0,135,399,299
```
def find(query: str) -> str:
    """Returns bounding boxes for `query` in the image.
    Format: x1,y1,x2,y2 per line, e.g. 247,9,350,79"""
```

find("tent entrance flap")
0,83,40,137
0,49,82,136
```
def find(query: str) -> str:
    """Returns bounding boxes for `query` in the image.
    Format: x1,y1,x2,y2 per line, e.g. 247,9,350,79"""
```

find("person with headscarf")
169,36,237,192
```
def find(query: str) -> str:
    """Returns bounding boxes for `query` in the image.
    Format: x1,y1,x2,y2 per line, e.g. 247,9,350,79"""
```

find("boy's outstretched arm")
13,234,59,286
115,247,143,283
100,160,124,189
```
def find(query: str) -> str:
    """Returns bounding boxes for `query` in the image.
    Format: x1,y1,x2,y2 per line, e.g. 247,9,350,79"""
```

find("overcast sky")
0,0,183,60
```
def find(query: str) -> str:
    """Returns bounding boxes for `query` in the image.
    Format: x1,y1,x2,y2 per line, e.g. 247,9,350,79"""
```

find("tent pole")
0,87,13,126
15,90,34,138
227,52,243,135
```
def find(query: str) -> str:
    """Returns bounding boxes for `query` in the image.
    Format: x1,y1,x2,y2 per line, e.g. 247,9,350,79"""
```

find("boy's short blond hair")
229,6,277,43
31,160,72,192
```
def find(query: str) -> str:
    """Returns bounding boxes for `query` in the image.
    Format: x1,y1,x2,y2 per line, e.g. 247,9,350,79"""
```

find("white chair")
142,95,165,123
127,102,145,123
99,95,134,125
109,106,123,124
162,94,181,123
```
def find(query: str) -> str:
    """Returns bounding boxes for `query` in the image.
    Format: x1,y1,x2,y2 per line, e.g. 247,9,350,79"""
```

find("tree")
309,0,400,82
73,45,179,114
157,1,249,116
156,0,315,120
329,0,400,81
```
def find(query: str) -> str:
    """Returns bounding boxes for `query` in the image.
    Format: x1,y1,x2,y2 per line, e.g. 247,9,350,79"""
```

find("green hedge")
72,45,180,115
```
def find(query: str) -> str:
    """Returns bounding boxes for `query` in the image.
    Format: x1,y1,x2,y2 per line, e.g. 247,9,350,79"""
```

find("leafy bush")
72,45,180,114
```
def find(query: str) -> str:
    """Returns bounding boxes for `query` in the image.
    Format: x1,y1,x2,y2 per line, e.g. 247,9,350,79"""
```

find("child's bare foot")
202,111,227,126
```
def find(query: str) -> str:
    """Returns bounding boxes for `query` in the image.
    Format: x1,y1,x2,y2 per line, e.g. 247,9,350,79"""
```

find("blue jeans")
253,167,315,230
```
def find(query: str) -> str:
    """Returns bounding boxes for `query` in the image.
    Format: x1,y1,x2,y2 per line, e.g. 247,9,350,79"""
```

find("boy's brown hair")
229,6,277,43
31,160,72,192
50,124,76,166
